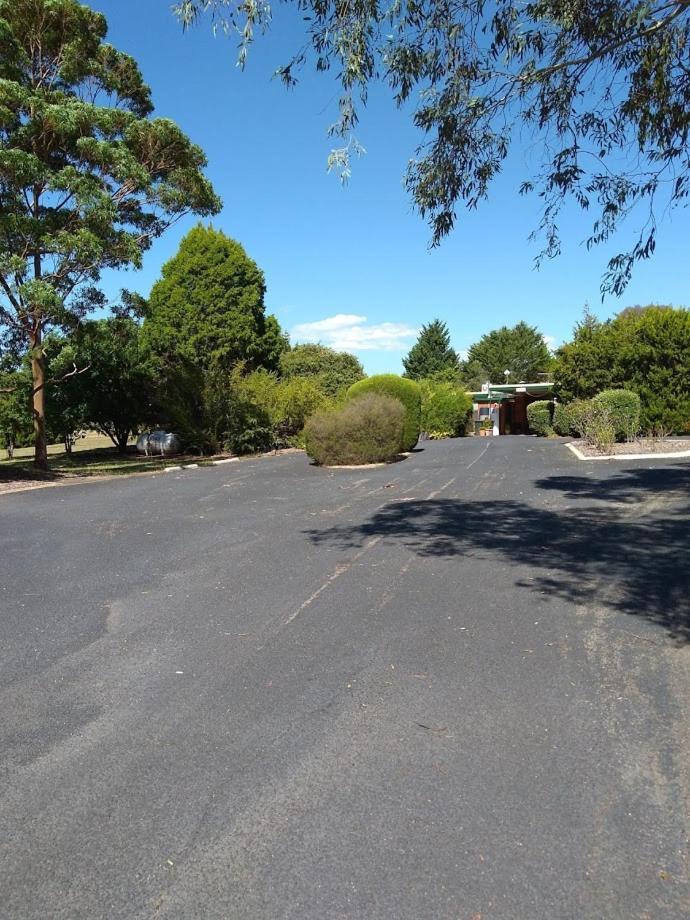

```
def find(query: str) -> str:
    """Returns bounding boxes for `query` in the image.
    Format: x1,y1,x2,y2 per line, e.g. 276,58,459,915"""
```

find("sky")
94,1,690,373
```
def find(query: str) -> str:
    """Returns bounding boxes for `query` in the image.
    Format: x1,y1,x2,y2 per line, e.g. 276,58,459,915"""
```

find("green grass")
0,436,213,484
1,431,116,462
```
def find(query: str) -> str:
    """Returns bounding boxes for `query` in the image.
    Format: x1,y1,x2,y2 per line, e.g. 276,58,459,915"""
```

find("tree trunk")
31,337,48,470
30,218,48,470
116,429,130,454
6,437,14,460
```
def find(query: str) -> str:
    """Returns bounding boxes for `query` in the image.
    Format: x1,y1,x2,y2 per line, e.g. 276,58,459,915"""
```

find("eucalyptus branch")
39,362,91,392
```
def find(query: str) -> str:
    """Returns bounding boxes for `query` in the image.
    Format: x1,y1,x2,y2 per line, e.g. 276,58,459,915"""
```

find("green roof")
470,382,554,402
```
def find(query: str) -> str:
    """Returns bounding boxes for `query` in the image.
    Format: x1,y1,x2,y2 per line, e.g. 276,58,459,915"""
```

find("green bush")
420,380,472,437
570,399,616,453
279,343,365,397
592,389,640,441
225,403,274,454
526,400,554,436
552,401,576,436
202,366,274,455
273,377,331,433
304,394,405,466
234,368,331,443
347,374,421,451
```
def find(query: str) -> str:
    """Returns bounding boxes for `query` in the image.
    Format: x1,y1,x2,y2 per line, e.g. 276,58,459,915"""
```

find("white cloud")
543,334,559,352
291,313,418,353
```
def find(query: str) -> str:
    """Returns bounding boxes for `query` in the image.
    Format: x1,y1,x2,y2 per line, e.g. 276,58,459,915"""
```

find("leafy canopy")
554,305,690,433
177,0,690,294
50,317,157,451
403,320,458,380
0,0,219,332
0,360,32,452
279,343,364,397
236,367,332,435
465,322,551,384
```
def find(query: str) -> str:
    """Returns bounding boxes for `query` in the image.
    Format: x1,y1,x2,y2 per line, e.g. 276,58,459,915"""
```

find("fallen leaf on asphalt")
415,722,448,733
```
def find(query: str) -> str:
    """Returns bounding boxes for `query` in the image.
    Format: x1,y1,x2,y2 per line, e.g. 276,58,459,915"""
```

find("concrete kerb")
566,441,690,462
167,457,239,472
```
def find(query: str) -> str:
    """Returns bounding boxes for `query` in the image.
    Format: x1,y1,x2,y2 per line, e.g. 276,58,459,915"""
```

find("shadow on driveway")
534,465,690,504
306,465,690,644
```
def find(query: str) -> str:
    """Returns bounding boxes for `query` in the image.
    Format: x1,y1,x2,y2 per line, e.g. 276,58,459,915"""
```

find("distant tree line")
400,309,690,436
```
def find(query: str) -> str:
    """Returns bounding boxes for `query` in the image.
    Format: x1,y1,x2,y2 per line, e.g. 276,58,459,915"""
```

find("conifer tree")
143,225,286,374
403,320,458,380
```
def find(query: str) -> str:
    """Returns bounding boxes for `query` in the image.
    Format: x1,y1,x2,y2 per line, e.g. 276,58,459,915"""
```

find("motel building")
470,382,555,436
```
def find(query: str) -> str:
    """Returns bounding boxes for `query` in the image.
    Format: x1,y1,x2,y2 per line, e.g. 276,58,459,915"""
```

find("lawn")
0,433,216,490
2,432,119,462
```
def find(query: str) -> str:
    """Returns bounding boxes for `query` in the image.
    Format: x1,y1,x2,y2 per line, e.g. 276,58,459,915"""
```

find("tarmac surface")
1,437,689,919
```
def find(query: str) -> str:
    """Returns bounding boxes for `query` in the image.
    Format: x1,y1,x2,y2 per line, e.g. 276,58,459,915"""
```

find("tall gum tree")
0,0,220,467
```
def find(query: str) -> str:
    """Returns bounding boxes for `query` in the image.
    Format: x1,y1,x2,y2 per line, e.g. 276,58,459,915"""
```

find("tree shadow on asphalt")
305,465,690,644
534,465,690,504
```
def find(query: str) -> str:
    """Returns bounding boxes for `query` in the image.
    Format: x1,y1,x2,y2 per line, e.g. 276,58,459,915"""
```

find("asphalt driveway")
1,438,688,919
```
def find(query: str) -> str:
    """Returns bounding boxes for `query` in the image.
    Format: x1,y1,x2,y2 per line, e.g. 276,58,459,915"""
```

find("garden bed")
567,438,690,461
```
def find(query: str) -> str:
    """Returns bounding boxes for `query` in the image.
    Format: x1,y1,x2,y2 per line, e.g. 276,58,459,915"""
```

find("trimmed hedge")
526,400,554,436
304,394,405,466
592,389,640,441
347,374,421,451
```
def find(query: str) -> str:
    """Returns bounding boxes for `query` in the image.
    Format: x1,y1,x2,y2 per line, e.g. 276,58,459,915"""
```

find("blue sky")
96,1,689,373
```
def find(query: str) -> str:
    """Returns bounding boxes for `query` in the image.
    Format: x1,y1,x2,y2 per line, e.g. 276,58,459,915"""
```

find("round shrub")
420,381,472,437
304,394,405,466
592,389,640,441
346,374,421,451
552,401,576,436
526,400,554,436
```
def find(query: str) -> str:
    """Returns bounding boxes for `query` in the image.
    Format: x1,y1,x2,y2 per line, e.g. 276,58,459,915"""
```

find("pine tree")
403,320,458,380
